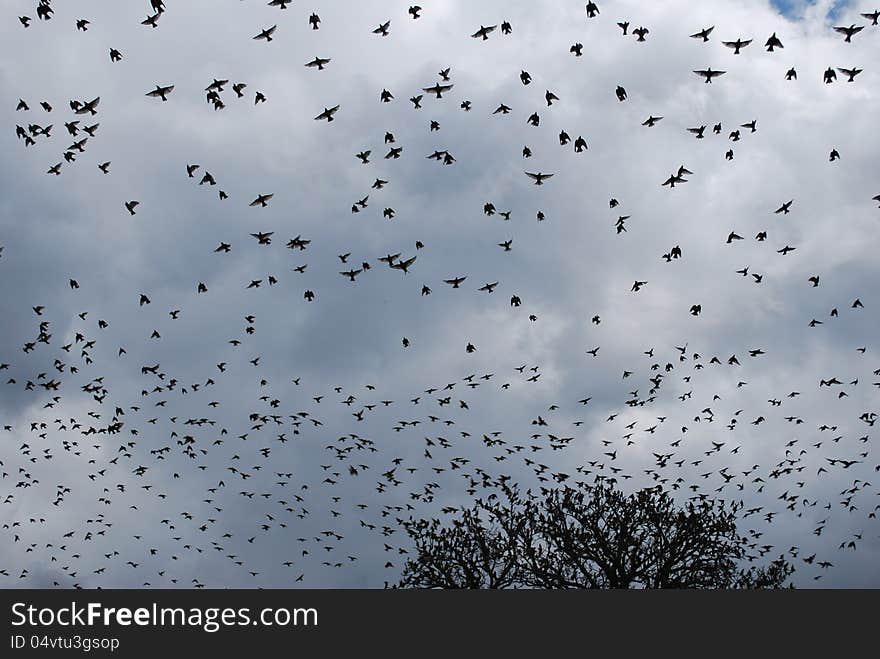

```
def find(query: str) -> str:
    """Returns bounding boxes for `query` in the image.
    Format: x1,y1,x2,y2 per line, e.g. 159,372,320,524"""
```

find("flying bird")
722,38,752,54
253,26,277,42
75,97,100,115
314,105,340,122
833,24,864,42
690,26,714,42
305,57,331,70
249,194,274,207
837,67,863,82
423,83,453,99
145,85,174,101
693,68,725,82
471,25,497,40
525,172,554,185
765,33,783,51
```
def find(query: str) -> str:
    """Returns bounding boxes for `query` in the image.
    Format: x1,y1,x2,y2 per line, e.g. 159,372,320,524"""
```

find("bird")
253,26,277,42
693,68,725,83
423,83,453,99
471,25,497,40
837,67,863,82
722,38,752,54
765,33,783,51
249,194,274,207
314,106,340,122
305,57,331,71
390,256,416,273
833,24,864,42
75,98,101,115
250,231,273,245
141,13,161,28
145,85,174,101
525,172,554,185
775,201,793,214
690,26,714,42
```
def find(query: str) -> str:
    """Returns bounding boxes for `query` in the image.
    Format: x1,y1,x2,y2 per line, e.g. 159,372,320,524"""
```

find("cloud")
0,0,878,588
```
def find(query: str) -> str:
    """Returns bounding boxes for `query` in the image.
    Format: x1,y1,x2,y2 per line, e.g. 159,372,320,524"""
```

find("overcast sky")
1,0,878,588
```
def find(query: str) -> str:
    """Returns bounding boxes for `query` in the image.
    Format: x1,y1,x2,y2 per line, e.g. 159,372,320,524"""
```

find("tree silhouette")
395,483,793,589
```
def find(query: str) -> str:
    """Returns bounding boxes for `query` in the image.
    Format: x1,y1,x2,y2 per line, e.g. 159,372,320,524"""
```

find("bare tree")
396,483,793,589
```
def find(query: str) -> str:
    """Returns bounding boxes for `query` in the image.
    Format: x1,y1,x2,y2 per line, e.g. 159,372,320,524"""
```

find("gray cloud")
1,0,878,588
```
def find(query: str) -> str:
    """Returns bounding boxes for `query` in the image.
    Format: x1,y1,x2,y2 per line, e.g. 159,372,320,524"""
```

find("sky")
1,0,879,588
772,0,851,19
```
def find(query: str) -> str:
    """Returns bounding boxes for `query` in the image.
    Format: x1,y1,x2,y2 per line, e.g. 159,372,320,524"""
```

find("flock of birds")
2,0,880,588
